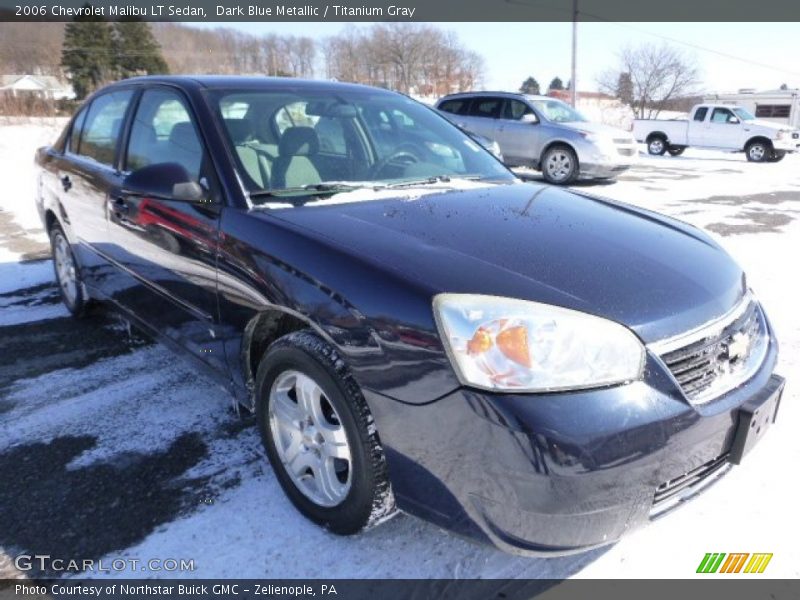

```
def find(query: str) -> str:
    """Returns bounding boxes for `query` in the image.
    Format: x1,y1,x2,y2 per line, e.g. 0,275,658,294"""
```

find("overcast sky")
190,21,800,94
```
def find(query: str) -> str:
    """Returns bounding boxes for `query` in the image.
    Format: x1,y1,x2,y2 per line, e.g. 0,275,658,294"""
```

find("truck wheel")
767,150,786,163
647,136,667,155
255,330,395,535
50,223,89,318
667,146,686,156
745,140,770,162
541,145,578,185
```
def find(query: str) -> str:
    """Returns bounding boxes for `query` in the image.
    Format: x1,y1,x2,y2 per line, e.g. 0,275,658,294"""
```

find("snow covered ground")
0,119,798,580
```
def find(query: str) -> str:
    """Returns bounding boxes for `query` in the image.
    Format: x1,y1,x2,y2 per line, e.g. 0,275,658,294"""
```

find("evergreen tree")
617,72,634,105
519,76,540,95
112,20,169,79
61,10,114,99
548,76,564,91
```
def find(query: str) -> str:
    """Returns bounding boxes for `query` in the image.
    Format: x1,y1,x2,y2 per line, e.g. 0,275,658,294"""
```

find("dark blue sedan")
34,76,784,555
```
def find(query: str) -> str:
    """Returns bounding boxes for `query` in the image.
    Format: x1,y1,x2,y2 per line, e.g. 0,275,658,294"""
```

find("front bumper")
365,336,780,555
772,135,800,152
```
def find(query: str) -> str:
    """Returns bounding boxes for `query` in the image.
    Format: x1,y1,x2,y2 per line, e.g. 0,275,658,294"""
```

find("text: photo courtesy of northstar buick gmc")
35,76,784,555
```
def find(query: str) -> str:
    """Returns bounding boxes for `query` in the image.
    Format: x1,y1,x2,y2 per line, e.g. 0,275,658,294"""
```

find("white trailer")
704,89,800,129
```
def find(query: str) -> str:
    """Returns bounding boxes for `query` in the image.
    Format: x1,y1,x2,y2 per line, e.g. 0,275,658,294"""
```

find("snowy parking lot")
1,118,798,580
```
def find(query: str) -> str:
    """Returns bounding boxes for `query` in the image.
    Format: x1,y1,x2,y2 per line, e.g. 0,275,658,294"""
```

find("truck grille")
654,296,768,405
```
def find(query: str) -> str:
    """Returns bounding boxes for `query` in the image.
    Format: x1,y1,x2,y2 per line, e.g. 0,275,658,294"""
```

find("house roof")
0,74,69,90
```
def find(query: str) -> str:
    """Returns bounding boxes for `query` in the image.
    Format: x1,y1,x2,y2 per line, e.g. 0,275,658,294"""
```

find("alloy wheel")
649,139,664,155
545,151,573,182
53,233,78,306
269,370,352,507
748,144,766,161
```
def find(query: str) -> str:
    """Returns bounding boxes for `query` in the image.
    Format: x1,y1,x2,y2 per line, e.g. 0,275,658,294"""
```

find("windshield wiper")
385,174,485,188
249,181,386,204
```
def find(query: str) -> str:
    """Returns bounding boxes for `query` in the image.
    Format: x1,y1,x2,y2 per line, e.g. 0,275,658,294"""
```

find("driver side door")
104,86,227,374
701,107,744,149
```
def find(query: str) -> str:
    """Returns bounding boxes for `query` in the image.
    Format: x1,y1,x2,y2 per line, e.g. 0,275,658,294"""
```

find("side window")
693,107,708,122
438,99,469,115
67,104,89,154
711,108,735,124
315,117,347,155
503,99,535,121
469,97,502,119
78,90,133,166
126,88,203,182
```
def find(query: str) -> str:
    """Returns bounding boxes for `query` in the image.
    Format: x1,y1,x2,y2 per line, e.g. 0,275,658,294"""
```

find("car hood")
748,118,794,132
266,182,745,344
565,121,633,139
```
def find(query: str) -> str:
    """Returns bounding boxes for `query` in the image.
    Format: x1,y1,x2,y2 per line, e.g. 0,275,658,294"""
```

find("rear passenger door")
462,96,503,139
57,89,134,289
104,86,226,373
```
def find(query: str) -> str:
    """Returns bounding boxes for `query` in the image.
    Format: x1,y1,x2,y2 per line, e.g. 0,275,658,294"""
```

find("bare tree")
598,42,701,118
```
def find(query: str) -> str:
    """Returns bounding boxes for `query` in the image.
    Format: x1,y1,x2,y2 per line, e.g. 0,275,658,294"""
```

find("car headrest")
224,118,254,145
169,122,200,152
278,127,319,157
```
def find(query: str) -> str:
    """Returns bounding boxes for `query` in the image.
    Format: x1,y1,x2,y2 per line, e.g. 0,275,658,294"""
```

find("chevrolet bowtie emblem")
727,332,750,361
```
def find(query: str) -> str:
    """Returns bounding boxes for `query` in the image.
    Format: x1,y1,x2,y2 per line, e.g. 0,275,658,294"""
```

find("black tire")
255,330,395,534
745,140,771,163
646,135,667,156
767,150,786,163
667,145,686,156
541,144,578,185
49,223,89,318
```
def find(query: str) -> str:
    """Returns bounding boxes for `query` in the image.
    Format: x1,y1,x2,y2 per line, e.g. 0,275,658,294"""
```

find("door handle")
60,175,72,192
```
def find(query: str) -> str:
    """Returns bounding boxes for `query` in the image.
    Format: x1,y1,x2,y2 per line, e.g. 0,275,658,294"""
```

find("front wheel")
745,140,771,162
50,223,89,318
255,330,395,534
541,145,578,185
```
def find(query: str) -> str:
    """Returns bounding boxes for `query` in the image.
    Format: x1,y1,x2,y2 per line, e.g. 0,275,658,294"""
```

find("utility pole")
570,0,578,107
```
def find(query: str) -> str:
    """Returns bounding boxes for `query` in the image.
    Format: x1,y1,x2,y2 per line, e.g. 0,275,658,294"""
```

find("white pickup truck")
633,103,800,162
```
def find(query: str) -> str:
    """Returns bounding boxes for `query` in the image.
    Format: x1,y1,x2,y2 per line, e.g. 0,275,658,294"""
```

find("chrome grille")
653,297,768,405
651,453,730,517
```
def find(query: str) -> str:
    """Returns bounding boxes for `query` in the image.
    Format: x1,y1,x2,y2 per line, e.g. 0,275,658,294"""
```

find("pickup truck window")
693,107,708,122
710,108,736,124
78,90,133,166
732,107,755,121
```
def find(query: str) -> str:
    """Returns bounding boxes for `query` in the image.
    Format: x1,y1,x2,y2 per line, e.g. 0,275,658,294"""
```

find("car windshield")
732,107,756,121
212,88,514,202
529,98,588,123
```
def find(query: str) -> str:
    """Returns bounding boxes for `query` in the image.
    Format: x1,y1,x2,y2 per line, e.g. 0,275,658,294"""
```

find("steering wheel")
370,144,424,178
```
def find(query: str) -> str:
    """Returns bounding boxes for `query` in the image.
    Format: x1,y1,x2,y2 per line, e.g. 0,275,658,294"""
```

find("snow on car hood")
266,181,746,343
568,121,634,139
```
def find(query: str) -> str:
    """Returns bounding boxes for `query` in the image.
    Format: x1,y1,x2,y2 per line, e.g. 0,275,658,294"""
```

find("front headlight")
433,294,645,393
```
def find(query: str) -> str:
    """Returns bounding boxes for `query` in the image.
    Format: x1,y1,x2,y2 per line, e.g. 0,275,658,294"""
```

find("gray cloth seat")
225,118,273,188
272,127,322,189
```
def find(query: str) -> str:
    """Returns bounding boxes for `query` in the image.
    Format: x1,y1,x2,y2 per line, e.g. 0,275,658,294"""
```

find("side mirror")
123,162,208,203
729,117,740,124
520,113,538,124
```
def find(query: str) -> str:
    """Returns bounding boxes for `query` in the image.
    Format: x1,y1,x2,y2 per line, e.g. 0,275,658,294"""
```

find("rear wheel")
647,135,667,155
745,140,770,162
255,330,395,534
50,223,89,318
667,145,686,156
541,145,578,185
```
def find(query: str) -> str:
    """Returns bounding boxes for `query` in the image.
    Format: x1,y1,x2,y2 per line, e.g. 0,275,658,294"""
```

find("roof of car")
438,91,552,101
107,75,397,95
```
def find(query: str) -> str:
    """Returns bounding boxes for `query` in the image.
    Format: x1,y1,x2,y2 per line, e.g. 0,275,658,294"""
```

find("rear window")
693,107,708,122
468,98,502,119
438,99,470,115
78,90,133,166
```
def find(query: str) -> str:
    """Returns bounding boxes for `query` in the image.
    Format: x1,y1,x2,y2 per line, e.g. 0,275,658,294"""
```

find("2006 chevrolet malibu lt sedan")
35,76,784,554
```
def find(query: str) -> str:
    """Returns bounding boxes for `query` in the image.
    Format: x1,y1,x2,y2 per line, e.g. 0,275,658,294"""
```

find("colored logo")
696,552,772,574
